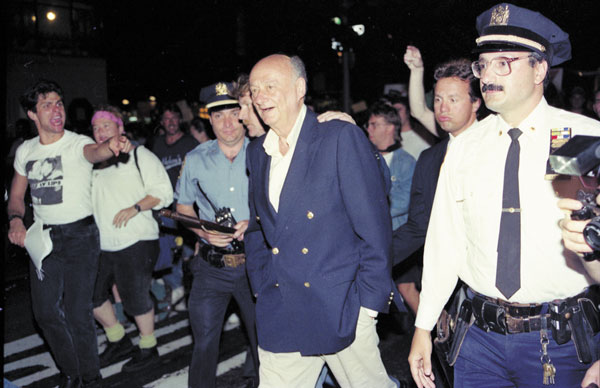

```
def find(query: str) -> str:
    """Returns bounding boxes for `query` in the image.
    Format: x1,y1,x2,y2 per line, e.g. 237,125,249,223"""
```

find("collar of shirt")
263,105,307,158
446,119,477,150
448,132,457,147
496,97,548,144
448,119,479,146
207,136,249,162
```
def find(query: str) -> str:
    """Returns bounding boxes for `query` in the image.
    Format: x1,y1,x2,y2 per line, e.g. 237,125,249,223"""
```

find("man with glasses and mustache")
408,3,600,388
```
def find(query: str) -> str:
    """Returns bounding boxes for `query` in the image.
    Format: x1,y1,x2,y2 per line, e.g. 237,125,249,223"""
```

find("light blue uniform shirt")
176,138,250,228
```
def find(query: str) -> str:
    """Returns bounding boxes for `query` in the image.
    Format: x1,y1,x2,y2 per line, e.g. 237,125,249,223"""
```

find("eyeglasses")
364,121,389,130
471,55,533,78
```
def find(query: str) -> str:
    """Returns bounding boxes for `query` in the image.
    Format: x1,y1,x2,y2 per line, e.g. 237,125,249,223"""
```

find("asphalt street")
3,244,449,388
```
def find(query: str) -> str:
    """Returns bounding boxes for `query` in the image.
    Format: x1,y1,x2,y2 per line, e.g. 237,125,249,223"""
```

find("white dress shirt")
263,105,307,212
416,98,600,330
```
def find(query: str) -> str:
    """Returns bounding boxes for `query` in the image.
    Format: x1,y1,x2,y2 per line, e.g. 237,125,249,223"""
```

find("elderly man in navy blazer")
245,54,397,387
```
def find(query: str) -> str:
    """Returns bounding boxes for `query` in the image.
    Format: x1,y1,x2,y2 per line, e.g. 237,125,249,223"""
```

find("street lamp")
46,11,56,22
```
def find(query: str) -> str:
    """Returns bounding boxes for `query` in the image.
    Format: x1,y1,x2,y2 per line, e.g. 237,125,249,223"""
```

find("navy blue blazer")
245,109,394,355
392,137,449,266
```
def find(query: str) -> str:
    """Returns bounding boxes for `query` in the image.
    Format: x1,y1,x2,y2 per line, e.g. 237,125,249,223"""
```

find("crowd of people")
5,2,600,388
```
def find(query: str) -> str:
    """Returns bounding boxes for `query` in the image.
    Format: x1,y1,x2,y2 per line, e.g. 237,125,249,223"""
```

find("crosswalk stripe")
4,314,247,387
144,351,247,388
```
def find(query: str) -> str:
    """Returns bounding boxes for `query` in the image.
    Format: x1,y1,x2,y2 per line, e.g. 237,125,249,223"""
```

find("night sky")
98,0,600,107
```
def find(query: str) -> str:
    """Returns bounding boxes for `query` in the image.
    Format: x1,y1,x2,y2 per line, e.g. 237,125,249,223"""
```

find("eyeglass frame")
363,120,392,131
471,55,533,78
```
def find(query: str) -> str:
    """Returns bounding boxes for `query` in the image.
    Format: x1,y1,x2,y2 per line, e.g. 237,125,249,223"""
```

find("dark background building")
5,0,600,136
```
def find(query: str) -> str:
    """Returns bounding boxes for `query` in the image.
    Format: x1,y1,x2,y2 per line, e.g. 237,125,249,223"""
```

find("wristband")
8,214,23,222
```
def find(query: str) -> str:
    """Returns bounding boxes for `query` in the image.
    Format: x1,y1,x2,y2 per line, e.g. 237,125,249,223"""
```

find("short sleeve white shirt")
14,130,95,224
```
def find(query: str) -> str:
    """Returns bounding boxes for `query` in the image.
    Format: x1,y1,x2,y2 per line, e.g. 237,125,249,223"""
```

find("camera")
549,135,600,261
571,190,600,260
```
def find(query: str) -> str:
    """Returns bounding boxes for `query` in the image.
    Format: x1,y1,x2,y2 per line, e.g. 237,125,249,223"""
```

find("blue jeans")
454,324,599,388
188,256,259,388
29,217,101,381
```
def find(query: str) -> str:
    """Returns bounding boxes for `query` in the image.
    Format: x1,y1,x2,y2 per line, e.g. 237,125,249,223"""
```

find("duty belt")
469,288,600,335
470,291,550,334
199,244,246,268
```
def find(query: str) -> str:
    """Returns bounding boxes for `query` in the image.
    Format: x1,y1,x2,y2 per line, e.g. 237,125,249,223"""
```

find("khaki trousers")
258,307,396,388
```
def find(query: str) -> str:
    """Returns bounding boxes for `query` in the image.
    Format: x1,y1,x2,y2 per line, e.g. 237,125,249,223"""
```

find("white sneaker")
170,286,185,305
223,313,240,331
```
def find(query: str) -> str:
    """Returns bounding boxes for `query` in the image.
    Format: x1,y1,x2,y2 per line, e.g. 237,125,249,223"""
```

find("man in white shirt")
8,79,131,388
393,58,482,315
408,4,600,388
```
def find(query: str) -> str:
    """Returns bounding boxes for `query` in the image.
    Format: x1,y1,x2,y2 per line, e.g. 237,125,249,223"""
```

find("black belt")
198,244,245,269
43,215,95,230
469,287,600,335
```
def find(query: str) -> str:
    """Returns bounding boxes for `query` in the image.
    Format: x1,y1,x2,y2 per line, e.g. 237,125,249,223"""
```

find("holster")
203,246,226,268
435,309,452,356
435,286,467,356
447,298,475,366
434,285,473,366
569,299,596,364
550,290,600,364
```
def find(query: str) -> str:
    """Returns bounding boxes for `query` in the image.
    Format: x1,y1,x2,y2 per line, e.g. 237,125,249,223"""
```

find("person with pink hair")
89,106,173,373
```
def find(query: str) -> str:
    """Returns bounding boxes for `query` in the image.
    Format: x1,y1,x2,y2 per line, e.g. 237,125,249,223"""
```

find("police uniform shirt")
176,138,250,236
416,98,600,330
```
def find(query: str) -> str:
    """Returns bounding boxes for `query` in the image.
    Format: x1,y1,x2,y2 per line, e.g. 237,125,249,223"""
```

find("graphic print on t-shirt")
26,156,63,205
161,155,183,173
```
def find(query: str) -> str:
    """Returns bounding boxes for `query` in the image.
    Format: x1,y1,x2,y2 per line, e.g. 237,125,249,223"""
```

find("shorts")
93,239,159,316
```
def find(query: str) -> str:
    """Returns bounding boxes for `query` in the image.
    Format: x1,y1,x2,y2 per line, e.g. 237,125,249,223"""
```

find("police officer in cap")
176,82,258,388
409,3,600,387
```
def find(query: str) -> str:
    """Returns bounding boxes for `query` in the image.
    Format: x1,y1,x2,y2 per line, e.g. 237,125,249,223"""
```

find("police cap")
474,3,571,67
200,82,239,111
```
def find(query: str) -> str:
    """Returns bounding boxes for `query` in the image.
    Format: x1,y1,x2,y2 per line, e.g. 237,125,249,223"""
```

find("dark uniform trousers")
188,255,259,388
454,325,599,388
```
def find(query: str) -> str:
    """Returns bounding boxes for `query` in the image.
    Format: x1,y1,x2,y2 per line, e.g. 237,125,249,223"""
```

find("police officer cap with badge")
200,82,240,113
472,3,571,69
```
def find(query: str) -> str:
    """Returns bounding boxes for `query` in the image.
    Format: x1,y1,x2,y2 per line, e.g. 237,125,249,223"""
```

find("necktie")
496,128,522,299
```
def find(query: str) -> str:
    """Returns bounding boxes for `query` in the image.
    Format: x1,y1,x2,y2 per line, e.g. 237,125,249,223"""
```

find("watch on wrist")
134,204,142,213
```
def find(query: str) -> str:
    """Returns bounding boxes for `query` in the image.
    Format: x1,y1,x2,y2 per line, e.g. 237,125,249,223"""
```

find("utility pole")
341,0,351,113
342,48,351,113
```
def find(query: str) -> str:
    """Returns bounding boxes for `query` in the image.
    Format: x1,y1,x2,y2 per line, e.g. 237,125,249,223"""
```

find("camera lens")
583,216,600,251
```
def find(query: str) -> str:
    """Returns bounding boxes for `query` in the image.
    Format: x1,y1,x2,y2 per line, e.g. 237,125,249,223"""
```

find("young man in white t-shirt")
7,80,131,388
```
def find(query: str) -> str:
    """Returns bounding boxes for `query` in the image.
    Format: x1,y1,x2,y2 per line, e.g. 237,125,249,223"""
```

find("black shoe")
59,374,82,388
242,377,259,388
82,374,103,388
99,335,135,367
121,346,160,373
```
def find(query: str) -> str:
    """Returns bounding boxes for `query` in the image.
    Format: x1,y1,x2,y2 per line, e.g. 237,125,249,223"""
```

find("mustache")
482,84,504,92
